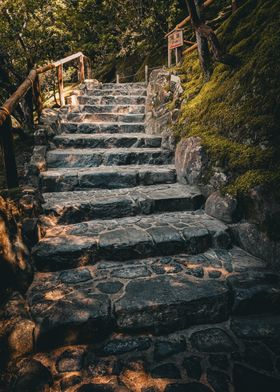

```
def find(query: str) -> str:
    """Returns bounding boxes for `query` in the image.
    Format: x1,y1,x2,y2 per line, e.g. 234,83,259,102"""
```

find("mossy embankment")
176,0,280,196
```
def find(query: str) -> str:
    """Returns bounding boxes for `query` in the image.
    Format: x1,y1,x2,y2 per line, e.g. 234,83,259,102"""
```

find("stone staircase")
22,81,280,392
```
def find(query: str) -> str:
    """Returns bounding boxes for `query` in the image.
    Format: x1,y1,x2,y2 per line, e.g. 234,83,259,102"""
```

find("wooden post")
145,65,149,84
168,48,172,67
0,116,19,189
86,59,92,79
79,55,85,83
175,48,179,65
116,73,120,84
33,75,43,120
57,64,65,107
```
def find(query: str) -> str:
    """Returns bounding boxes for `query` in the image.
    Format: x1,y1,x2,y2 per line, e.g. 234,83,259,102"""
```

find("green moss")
175,0,280,196
226,170,280,196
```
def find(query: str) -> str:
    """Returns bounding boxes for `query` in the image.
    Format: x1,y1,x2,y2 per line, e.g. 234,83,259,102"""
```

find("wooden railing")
0,52,90,189
165,0,215,65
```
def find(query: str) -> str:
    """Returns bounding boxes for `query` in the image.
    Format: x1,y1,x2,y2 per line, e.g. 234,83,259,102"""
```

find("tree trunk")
185,0,234,74
194,0,212,79
232,0,239,12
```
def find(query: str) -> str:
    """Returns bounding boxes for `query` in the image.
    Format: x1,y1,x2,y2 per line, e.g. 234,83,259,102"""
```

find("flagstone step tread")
32,210,232,271
92,82,147,88
53,133,162,149
60,122,145,134
78,95,147,105
42,183,205,224
14,311,280,391
67,112,145,124
40,165,177,192
85,89,147,97
46,148,173,168
69,104,146,114
27,247,278,349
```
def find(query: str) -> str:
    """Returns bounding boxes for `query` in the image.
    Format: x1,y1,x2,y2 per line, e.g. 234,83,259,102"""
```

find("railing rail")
0,52,90,189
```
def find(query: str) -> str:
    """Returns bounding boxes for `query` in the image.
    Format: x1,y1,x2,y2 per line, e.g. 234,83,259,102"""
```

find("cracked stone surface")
41,183,204,224
47,148,173,168
40,164,177,192
32,211,231,271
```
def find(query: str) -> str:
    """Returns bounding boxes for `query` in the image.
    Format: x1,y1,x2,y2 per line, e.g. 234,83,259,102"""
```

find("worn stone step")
27,247,274,349
67,112,145,124
60,121,145,134
85,81,146,90
71,104,146,114
53,133,162,149
32,211,231,271
86,89,147,97
42,184,205,225
78,95,146,105
47,148,173,168
40,164,177,192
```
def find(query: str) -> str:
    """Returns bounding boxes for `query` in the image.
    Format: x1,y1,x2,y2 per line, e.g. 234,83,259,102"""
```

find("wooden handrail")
0,52,87,126
165,0,215,38
0,51,90,189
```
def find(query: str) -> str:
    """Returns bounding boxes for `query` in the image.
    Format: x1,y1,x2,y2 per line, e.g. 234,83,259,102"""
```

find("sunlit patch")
45,290,65,301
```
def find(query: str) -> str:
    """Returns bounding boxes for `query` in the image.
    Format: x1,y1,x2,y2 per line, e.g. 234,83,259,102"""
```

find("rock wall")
145,69,280,268
146,69,183,151
175,136,280,269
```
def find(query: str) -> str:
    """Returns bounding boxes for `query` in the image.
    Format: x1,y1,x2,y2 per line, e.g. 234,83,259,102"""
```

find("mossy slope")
176,0,280,195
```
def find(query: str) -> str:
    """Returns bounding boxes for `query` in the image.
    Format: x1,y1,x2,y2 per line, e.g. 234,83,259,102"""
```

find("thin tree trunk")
194,0,212,79
232,0,239,12
185,0,234,71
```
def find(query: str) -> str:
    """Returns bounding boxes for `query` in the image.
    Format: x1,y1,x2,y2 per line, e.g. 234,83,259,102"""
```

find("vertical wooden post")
145,65,149,84
168,48,172,67
86,59,92,79
0,116,19,189
79,55,85,83
33,75,43,120
116,73,120,84
175,48,179,65
57,64,65,107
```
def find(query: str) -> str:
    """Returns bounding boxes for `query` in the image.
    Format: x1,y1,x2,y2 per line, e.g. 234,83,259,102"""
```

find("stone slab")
53,133,162,149
40,165,177,192
32,211,231,270
42,184,204,224
46,148,173,168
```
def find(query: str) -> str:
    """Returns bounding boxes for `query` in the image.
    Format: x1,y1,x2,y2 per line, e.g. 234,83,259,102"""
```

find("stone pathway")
13,82,280,391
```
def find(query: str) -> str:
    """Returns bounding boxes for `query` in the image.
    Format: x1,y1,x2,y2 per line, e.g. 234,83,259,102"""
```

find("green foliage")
176,0,280,195
0,0,185,97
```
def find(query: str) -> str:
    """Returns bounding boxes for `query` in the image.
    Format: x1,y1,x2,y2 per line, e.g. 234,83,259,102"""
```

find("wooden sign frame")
167,29,184,67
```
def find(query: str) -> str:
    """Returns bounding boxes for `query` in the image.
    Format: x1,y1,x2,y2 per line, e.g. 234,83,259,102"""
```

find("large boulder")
205,191,239,223
175,137,208,186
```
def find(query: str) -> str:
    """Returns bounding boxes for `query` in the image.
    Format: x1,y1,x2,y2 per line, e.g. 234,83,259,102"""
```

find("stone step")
27,247,276,349
67,112,145,124
78,95,146,105
40,164,177,192
85,81,146,90
11,314,280,391
47,148,173,168
53,133,162,149
86,89,147,97
42,184,205,225
71,104,146,114
32,211,231,271
60,121,145,134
